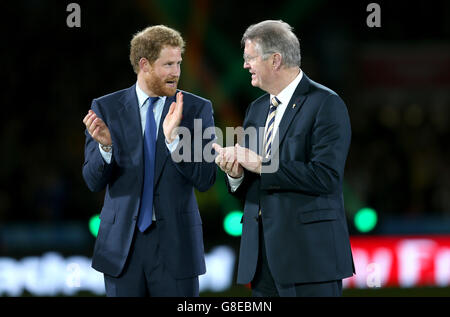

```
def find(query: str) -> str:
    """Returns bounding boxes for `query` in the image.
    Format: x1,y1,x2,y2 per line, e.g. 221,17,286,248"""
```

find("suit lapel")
271,73,310,156
118,85,143,168
154,93,175,187
256,96,271,128
245,95,270,154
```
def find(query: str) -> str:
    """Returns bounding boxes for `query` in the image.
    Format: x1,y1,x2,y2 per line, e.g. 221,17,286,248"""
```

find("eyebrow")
165,59,182,64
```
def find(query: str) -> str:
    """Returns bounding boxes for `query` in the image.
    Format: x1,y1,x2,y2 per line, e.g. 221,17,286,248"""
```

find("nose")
243,61,250,69
172,64,181,77
174,64,181,77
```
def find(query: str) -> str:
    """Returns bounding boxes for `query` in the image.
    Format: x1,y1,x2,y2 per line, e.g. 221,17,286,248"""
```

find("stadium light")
223,211,243,237
354,207,378,233
89,214,101,237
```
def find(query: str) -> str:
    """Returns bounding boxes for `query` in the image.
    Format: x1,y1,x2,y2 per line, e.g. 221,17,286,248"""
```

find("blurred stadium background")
0,0,449,297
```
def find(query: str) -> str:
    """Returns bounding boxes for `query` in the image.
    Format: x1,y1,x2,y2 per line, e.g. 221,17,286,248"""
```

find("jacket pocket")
298,208,336,224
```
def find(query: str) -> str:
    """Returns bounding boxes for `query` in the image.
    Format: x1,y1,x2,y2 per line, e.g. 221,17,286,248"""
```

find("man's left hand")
234,143,262,174
163,91,183,143
213,143,244,178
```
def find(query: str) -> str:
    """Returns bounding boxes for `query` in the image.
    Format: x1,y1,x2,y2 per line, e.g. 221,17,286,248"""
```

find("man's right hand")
83,110,112,148
212,143,244,179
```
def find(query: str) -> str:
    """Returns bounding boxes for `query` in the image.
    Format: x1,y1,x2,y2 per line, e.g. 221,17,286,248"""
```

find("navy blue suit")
82,85,216,288
228,74,354,293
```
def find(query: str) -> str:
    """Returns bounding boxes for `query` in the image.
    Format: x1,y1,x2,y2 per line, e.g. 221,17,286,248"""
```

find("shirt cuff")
98,144,112,164
165,135,180,153
227,172,244,192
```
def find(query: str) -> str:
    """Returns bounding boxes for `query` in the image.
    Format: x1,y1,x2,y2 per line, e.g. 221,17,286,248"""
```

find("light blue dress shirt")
98,82,180,221
99,82,180,162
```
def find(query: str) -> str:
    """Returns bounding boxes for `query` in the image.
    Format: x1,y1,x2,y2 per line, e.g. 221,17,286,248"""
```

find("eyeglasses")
243,54,259,64
243,52,275,64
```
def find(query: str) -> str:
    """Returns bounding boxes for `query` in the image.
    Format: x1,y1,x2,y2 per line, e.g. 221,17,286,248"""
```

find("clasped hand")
212,143,262,177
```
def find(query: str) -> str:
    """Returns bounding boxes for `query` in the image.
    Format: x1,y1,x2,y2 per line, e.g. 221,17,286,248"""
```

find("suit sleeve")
260,94,351,195
82,99,116,192
172,99,217,192
224,170,257,202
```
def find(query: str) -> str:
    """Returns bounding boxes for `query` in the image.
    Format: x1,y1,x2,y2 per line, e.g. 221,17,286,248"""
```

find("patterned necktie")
137,96,159,232
263,97,280,158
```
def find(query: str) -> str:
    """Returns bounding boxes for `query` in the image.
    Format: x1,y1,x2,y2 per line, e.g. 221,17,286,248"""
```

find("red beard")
146,74,179,97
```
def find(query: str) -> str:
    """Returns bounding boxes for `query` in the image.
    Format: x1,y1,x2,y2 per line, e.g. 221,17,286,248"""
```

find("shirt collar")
136,82,150,108
136,82,168,108
271,69,303,107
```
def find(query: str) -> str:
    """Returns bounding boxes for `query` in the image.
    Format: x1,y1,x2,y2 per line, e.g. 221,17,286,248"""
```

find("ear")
139,57,150,73
272,53,282,70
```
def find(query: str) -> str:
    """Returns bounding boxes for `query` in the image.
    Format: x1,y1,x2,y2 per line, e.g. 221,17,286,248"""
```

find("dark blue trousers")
104,222,199,297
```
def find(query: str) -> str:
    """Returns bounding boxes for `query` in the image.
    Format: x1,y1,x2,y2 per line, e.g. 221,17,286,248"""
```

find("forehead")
244,39,259,55
157,45,182,61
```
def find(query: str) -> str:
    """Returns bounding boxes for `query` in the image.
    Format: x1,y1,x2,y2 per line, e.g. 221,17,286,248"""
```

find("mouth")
165,79,178,87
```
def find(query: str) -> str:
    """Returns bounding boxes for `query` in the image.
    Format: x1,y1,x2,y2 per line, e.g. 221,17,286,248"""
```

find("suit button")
133,216,137,221
98,165,104,172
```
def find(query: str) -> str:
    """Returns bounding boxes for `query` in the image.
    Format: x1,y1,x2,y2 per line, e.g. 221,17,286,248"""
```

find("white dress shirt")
228,70,303,191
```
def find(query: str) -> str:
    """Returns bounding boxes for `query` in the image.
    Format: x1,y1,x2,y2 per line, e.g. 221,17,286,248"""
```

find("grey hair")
241,20,301,68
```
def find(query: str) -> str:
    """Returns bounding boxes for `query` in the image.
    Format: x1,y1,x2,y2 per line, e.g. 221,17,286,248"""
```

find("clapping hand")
163,91,183,143
83,110,112,148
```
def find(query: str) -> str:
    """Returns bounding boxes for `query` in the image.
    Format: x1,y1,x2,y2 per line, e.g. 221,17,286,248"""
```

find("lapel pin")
292,103,296,109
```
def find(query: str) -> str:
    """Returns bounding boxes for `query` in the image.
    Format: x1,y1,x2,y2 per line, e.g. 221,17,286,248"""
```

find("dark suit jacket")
82,84,216,279
228,73,355,285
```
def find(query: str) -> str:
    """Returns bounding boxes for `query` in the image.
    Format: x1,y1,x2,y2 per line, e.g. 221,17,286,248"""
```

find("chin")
165,87,177,96
157,86,177,97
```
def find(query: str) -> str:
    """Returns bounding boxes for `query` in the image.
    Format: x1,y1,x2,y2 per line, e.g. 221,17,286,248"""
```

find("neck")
267,67,300,96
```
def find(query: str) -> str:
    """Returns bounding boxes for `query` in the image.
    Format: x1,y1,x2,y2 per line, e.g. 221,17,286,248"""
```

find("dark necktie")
137,96,159,232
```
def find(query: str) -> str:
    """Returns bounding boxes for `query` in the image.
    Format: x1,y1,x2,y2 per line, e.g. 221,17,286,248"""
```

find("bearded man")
82,25,216,297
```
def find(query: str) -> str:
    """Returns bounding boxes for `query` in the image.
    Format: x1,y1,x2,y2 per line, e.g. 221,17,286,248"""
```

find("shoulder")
178,90,211,105
307,79,339,100
303,78,348,112
89,86,135,119
245,92,268,115
178,90,213,118
94,86,132,105
248,93,269,111
251,93,269,106
240,93,269,126
305,80,349,125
